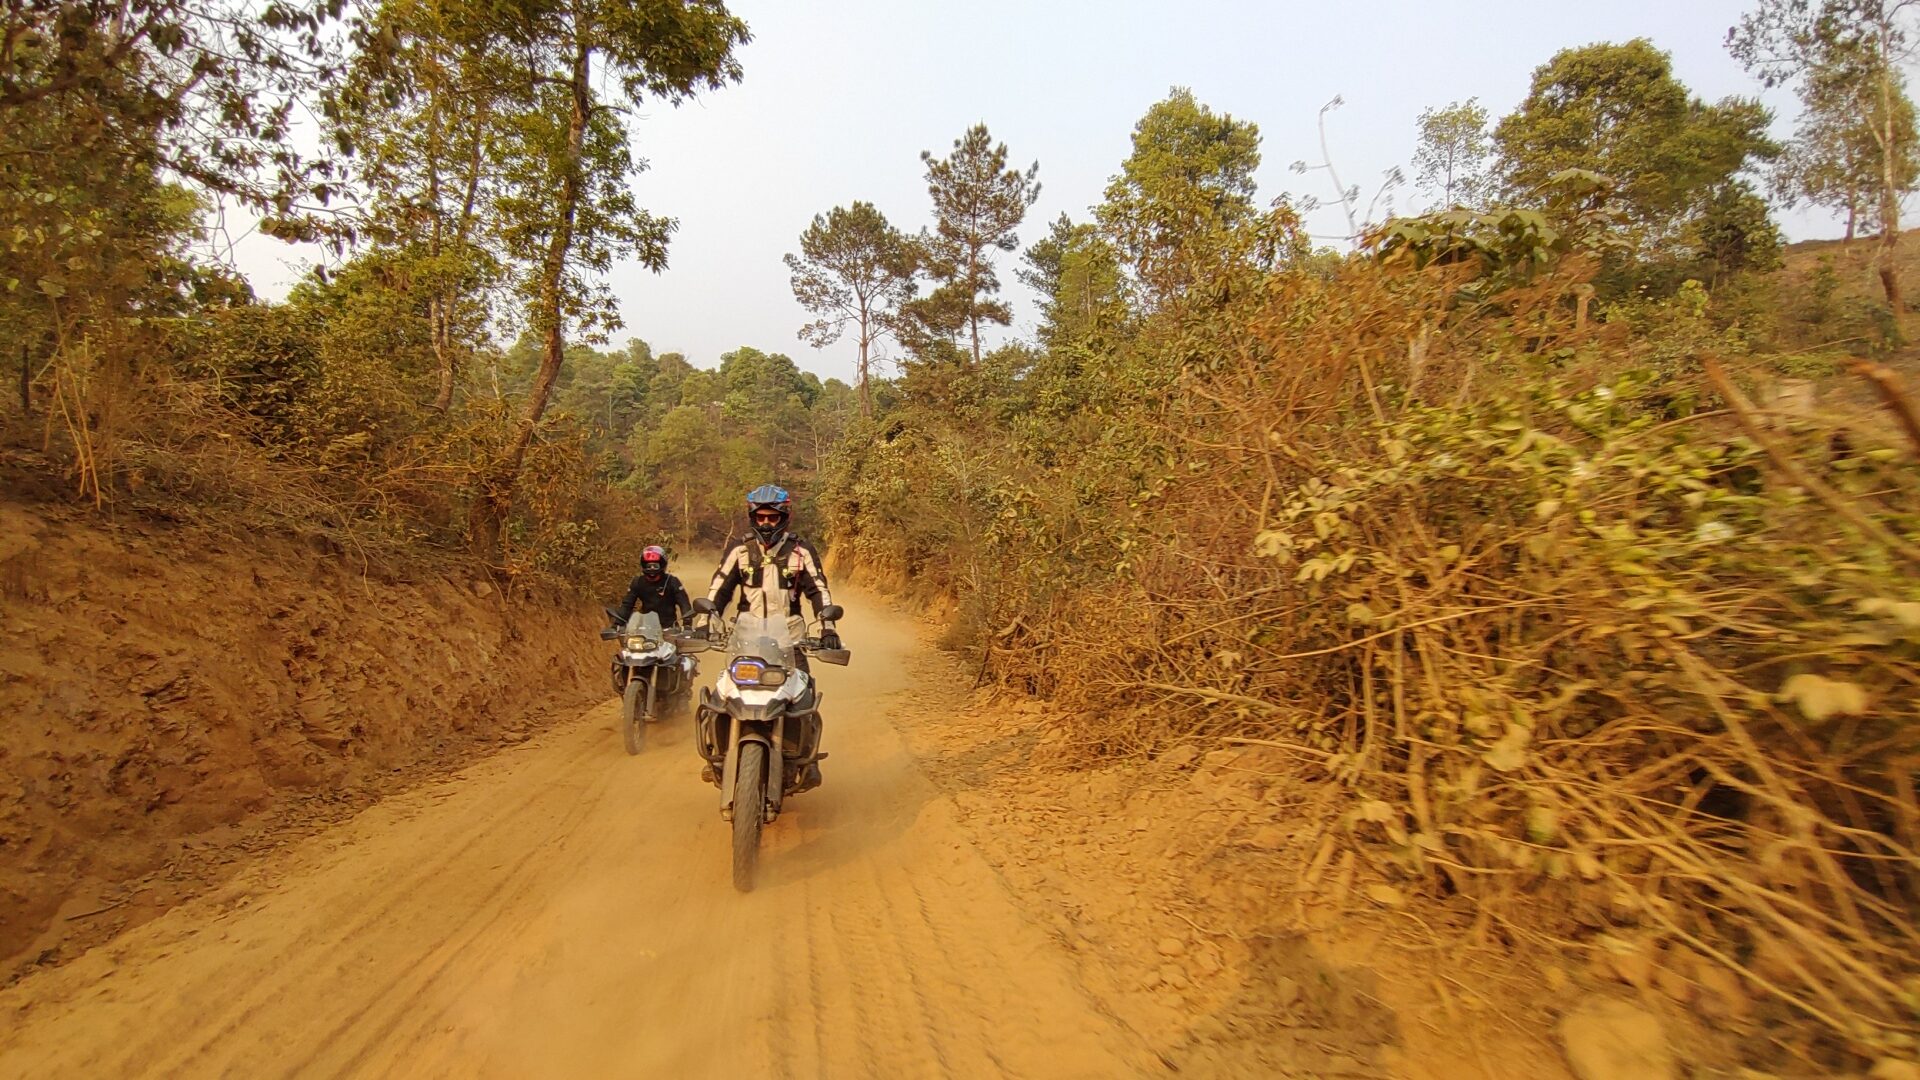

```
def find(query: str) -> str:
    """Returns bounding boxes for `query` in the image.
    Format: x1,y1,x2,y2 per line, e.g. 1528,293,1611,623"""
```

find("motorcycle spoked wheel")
731,741,767,892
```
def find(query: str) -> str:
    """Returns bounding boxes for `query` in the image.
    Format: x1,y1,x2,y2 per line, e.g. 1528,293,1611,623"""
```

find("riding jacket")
707,534,836,628
618,572,693,628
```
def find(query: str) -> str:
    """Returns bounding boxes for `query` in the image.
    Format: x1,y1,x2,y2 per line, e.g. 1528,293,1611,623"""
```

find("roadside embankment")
1,498,605,971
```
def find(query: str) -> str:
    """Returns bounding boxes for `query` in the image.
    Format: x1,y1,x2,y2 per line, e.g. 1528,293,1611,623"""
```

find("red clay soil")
0,499,604,973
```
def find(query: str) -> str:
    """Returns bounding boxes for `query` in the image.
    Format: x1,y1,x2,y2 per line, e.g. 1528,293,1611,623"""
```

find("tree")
0,0,347,233
459,0,749,558
1096,87,1261,307
3,0,341,437
1019,213,1129,347
1690,180,1785,284
329,0,508,412
784,202,916,416
1494,40,1778,254
910,124,1040,368
1772,65,1917,241
1731,0,1920,313
637,402,717,546
1413,99,1494,209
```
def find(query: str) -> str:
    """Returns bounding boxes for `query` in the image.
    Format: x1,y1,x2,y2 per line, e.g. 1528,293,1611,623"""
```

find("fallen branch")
65,896,129,921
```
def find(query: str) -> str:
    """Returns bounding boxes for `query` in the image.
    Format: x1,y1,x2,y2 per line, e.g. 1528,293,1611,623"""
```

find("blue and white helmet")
746,484,791,545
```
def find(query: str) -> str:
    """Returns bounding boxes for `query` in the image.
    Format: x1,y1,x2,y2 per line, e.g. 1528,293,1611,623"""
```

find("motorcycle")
600,607,699,755
671,598,849,891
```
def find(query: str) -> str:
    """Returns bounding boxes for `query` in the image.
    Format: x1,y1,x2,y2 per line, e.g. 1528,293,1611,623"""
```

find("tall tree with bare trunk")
455,0,749,559
909,125,1040,369
785,202,917,417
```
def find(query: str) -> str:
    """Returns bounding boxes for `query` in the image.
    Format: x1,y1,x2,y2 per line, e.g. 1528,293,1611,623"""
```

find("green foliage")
1687,180,1785,284
1731,0,1920,315
1096,87,1261,307
785,201,916,414
1018,213,1131,348
1412,98,1494,209
1494,39,1780,259
0,0,346,235
1772,50,1920,237
1809,254,1845,323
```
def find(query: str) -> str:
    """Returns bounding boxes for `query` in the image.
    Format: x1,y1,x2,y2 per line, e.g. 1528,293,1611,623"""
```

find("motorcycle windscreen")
728,613,796,666
624,610,664,644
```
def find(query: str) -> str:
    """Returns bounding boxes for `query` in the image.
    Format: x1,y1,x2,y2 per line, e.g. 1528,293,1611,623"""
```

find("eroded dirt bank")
0,502,602,971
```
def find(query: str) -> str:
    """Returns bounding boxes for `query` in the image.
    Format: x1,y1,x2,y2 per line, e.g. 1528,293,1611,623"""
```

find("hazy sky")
231,0,1845,388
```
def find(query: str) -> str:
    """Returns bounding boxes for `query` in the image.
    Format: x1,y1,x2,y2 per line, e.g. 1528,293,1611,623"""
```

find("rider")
705,485,840,652
619,545,693,627
705,485,840,788
610,545,691,692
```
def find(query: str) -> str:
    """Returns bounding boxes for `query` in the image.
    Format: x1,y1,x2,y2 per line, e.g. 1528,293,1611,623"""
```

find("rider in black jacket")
618,545,692,628
610,546,690,694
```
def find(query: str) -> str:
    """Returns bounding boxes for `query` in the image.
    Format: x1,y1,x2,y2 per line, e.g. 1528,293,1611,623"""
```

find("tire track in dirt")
0,588,1161,1079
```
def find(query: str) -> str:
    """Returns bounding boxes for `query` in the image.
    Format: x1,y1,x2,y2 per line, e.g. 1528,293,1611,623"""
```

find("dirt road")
0,589,1159,1079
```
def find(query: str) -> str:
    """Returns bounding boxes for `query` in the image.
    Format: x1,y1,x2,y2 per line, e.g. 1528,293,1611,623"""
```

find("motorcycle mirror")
692,598,718,615
819,604,844,622
603,605,624,623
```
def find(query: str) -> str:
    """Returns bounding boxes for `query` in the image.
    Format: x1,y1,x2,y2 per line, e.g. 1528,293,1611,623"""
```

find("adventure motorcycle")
600,607,699,755
672,598,849,891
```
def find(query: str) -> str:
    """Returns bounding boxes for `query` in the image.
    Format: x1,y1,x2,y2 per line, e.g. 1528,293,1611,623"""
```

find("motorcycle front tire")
732,741,766,892
621,674,645,755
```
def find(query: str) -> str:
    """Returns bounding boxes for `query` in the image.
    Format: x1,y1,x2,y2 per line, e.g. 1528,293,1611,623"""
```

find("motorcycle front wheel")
731,741,766,892
621,674,645,755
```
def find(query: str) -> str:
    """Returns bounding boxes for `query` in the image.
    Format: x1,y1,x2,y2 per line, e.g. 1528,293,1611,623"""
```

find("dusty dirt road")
0,589,1161,1079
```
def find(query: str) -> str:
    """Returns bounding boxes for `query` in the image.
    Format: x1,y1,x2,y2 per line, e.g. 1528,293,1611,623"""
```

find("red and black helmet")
746,484,791,545
640,545,667,580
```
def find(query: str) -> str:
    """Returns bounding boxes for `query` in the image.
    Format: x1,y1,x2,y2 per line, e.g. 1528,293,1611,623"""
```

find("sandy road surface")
0,590,1157,1079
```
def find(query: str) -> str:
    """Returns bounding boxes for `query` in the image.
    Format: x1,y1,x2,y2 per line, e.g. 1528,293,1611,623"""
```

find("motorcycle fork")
766,715,788,818
718,718,744,821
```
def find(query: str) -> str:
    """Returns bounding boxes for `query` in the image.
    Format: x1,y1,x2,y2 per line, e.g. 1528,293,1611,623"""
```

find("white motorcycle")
600,608,699,755
673,599,849,891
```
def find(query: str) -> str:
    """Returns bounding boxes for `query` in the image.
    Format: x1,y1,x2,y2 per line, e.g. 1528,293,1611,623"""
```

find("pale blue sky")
233,0,1848,387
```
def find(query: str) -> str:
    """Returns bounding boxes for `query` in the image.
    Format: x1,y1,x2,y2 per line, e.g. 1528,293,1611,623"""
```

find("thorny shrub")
826,256,1920,1065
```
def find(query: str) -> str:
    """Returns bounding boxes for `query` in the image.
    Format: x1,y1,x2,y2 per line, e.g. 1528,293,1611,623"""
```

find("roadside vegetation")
813,7,1920,1072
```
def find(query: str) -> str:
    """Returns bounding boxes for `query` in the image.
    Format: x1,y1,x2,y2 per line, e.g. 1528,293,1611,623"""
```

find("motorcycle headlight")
727,657,788,688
